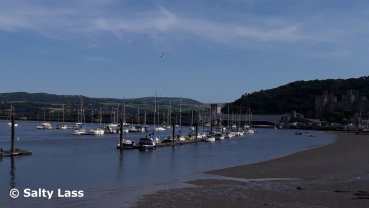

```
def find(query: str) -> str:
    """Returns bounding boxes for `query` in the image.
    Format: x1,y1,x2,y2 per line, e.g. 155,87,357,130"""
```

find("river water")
0,120,335,207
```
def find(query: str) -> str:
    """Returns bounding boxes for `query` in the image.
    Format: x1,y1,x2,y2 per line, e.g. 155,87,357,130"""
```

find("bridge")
208,114,283,127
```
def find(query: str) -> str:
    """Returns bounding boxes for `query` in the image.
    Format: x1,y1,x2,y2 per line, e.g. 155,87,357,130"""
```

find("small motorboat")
138,137,156,151
74,128,88,135
128,125,147,133
244,129,255,134
117,139,135,149
37,122,53,130
58,124,68,130
176,135,186,142
8,122,19,127
155,126,166,131
204,134,216,142
215,133,225,140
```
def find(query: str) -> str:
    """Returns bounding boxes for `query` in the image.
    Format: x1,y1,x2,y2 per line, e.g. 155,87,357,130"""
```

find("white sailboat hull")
90,128,105,135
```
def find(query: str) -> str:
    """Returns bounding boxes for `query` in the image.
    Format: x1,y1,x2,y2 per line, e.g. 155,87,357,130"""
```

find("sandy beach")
134,133,369,208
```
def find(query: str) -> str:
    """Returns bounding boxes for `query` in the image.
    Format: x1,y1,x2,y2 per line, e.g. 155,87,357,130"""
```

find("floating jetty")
156,139,201,148
0,148,32,157
117,138,204,150
117,120,205,150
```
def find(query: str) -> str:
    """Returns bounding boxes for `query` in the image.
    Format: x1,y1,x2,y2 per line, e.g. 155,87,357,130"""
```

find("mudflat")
134,133,369,208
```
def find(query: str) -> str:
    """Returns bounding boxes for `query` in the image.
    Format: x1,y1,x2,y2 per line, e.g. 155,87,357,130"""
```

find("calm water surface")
0,120,335,207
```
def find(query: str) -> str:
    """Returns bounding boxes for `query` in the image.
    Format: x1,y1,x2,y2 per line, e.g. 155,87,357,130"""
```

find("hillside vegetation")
0,92,204,122
227,76,369,119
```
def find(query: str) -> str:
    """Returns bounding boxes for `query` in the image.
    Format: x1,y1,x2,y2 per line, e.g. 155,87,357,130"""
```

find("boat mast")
62,104,65,123
77,110,80,123
144,109,147,126
190,109,193,127
179,99,182,131
248,108,251,126
122,98,126,124
219,110,222,130
238,107,241,130
169,99,172,126
154,94,156,129
157,103,160,127
80,96,83,124
91,107,94,126
210,105,213,134
167,105,170,126
100,107,102,128
116,104,120,123
110,107,112,123
244,109,246,127
43,108,46,122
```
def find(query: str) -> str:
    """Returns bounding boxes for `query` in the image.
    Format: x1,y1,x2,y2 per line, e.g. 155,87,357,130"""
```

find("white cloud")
0,1,307,43
0,0,368,56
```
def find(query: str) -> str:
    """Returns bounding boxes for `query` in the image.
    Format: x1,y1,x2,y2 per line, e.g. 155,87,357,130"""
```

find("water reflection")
10,156,16,189
117,150,124,181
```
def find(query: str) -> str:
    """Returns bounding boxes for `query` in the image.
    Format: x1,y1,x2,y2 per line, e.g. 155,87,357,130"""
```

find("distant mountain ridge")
0,92,204,121
227,76,369,120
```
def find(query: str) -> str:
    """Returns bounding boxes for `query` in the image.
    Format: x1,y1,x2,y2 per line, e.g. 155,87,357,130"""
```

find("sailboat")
244,108,255,134
74,109,86,134
189,110,195,131
58,104,68,129
7,105,19,127
166,100,172,129
107,105,120,128
74,96,87,135
74,96,85,128
128,107,146,132
116,99,129,133
155,102,166,131
89,108,105,135
37,108,53,129
153,94,165,131
205,110,216,142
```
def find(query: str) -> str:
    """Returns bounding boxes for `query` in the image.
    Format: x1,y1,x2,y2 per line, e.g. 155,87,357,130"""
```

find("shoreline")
134,132,369,208
206,132,365,180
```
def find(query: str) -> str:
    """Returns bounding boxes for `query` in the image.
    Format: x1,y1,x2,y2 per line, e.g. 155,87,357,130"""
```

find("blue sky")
0,0,368,103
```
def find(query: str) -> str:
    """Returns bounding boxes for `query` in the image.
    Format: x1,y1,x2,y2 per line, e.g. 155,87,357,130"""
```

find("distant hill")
226,76,369,121
0,92,204,123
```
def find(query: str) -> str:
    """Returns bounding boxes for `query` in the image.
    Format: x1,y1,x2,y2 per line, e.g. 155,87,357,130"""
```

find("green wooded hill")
0,92,204,122
227,76,369,119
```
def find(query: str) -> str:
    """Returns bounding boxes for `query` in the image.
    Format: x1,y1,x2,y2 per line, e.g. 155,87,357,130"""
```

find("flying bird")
160,52,165,58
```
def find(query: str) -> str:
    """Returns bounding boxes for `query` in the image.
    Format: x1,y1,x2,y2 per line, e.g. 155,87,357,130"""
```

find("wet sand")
134,133,369,208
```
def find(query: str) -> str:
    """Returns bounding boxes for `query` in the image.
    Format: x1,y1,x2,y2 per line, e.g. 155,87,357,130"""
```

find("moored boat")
89,128,105,135
8,122,19,127
74,128,88,135
37,122,53,130
176,135,186,142
155,126,166,131
108,123,119,128
128,125,147,133
215,133,225,140
58,124,68,130
117,139,135,149
204,134,216,142
138,137,156,150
